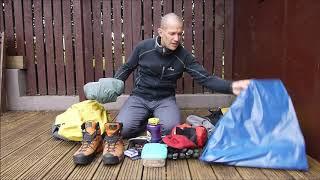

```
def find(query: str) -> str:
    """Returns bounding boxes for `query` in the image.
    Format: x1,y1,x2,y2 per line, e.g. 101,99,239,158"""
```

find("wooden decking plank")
1,111,54,129
0,111,39,130
1,110,27,117
0,139,63,179
287,170,310,180
236,167,268,179
42,144,80,180
92,159,122,180
211,164,242,179
166,159,191,180
93,139,130,180
1,110,320,180
17,141,76,180
0,129,51,159
66,152,103,179
0,111,56,142
187,159,217,179
261,168,294,179
308,157,320,176
1,112,40,129
117,157,143,180
0,115,56,158
309,156,320,169
1,115,49,143
1,113,57,147
142,166,166,180
0,111,28,122
1,118,50,146
287,157,320,179
0,130,52,166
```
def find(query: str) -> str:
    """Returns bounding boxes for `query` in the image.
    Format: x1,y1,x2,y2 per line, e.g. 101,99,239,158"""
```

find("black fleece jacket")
114,37,233,100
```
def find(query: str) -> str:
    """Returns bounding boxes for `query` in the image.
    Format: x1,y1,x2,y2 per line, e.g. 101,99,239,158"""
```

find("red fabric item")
162,134,196,149
169,123,208,148
195,126,207,148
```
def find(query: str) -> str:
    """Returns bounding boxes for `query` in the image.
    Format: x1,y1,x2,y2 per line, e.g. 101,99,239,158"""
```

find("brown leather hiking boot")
73,121,103,165
103,122,124,165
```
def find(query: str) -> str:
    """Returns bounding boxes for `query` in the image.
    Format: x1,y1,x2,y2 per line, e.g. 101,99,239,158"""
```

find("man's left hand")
231,79,251,96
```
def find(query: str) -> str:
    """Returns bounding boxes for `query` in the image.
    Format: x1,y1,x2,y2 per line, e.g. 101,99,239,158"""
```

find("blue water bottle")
147,118,161,143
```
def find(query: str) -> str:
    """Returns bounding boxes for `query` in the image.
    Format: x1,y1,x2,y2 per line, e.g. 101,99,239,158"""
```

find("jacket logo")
168,67,175,71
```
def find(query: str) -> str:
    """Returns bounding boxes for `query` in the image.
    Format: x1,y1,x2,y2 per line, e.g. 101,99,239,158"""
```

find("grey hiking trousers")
116,95,181,138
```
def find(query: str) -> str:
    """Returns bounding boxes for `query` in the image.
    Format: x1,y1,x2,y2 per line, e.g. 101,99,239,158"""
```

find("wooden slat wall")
4,0,15,56
123,0,134,94
34,0,47,95
153,0,162,33
0,32,6,114
82,0,94,83
204,0,214,92
13,0,23,55
73,0,85,99
23,0,37,95
131,0,143,46
183,0,193,94
43,0,57,95
103,0,113,78
193,0,204,94
174,0,183,94
0,0,4,32
2,0,232,96
163,0,173,14
214,0,224,78
143,0,153,39
92,0,103,80
53,0,66,95
224,0,234,79
63,0,75,95
131,0,143,95
113,0,122,78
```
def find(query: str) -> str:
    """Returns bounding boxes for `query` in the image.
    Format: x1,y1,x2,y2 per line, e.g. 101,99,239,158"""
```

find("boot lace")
104,136,120,152
79,131,97,151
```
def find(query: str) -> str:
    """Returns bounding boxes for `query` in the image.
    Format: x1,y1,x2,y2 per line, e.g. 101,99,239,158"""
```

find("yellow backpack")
52,100,110,141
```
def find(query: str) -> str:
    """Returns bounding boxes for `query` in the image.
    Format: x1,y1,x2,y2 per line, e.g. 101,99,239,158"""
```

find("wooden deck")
1,110,320,180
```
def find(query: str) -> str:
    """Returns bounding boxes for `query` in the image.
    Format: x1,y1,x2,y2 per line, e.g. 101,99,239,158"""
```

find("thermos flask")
147,118,161,143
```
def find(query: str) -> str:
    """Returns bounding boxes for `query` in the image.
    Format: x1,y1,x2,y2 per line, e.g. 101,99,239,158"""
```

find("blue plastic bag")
200,79,308,170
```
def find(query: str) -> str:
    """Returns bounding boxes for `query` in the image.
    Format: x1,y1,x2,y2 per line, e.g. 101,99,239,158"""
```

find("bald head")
157,13,183,51
160,13,183,29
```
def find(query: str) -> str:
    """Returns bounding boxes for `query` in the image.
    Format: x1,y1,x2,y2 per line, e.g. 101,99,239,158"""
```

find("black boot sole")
103,154,124,165
73,153,95,165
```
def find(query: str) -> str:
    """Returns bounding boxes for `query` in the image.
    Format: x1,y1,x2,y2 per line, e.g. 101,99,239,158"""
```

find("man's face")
158,20,183,51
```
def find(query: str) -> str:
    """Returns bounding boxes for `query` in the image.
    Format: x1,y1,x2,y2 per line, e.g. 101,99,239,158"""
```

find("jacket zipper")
160,66,165,80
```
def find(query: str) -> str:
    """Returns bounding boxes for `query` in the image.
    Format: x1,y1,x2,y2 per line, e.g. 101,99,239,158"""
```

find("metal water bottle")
147,118,161,143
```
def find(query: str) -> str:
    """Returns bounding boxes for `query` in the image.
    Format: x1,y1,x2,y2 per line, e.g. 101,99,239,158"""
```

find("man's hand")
231,79,251,96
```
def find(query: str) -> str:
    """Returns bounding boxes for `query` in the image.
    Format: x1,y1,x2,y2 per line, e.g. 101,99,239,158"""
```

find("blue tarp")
200,79,308,170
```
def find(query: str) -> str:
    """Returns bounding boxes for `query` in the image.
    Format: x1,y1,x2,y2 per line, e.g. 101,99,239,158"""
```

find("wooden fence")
0,0,234,96
0,32,6,114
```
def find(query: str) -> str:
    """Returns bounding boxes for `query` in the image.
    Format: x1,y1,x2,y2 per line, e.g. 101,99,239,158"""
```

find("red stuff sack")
194,126,207,148
164,123,208,149
162,134,196,149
